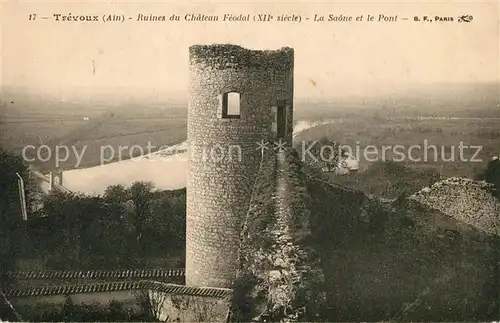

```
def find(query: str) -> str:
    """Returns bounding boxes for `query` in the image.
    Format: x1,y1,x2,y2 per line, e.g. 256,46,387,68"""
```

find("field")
294,100,500,181
1,98,188,171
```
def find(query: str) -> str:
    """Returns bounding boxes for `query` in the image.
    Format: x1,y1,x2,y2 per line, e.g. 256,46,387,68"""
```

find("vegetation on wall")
231,151,277,322
239,151,277,251
232,149,326,322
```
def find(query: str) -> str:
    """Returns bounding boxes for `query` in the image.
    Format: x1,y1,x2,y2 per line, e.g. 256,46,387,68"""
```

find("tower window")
222,92,241,119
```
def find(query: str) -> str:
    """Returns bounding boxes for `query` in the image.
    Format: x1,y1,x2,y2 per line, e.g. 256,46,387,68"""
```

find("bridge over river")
29,166,71,194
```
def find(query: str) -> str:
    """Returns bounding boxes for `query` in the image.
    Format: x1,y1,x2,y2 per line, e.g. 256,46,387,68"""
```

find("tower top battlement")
189,44,294,70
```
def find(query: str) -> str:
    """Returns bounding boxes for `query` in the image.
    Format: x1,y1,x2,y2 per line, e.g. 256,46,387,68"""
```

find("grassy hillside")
331,160,441,199
306,174,499,321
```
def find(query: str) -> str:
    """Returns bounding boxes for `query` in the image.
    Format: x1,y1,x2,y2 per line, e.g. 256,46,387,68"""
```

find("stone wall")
410,177,500,235
186,44,294,288
10,290,139,312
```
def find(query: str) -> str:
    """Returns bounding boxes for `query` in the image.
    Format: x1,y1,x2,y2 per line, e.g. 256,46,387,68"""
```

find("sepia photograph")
0,1,499,322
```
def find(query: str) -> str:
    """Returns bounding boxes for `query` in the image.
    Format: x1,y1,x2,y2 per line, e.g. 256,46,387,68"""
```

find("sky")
1,1,499,100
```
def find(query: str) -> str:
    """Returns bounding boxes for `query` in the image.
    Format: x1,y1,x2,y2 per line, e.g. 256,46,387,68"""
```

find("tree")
42,191,86,268
42,190,137,270
134,289,167,321
129,181,155,248
104,184,130,204
298,138,341,172
0,148,31,290
75,195,128,269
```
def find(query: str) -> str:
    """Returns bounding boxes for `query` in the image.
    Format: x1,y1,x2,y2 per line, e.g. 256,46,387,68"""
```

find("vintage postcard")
0,1,499,322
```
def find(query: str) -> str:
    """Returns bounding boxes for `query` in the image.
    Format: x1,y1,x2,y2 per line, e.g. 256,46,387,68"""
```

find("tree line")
31,182,186,270
0,148,187,287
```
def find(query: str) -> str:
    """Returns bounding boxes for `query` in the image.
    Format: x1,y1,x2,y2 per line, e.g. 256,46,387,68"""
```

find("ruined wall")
306,174,499,321
410,177,500,235
232,149,325,322
186,44,294,288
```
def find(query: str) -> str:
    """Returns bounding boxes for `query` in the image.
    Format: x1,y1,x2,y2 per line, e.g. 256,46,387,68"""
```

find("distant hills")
2,81,498,109
295,81,499,110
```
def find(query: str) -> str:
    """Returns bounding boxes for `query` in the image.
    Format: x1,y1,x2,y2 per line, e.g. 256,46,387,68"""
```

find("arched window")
222,92,241,119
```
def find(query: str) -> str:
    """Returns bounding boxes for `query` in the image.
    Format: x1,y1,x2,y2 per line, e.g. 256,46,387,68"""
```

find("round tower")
186,44,294,287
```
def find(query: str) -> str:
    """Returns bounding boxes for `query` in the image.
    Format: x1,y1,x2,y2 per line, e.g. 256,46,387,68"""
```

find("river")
62,121,321,195
61,116,499,195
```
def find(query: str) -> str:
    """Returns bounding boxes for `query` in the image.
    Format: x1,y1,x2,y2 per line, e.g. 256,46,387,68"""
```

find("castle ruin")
186,44,294,288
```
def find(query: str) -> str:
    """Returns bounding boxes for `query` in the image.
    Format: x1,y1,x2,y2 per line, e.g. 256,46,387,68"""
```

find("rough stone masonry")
186,44,294,288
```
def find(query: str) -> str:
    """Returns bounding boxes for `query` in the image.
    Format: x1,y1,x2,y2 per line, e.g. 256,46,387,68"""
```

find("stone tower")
186,44,294,288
